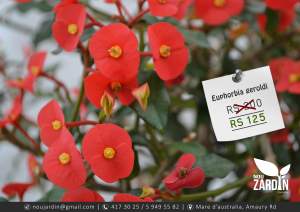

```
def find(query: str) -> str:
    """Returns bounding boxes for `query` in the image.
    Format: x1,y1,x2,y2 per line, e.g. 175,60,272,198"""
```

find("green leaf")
272,144,291,166
0,197,8,202
266,9,280,33
81,27,95,42
38,186,64,202
180,29,210,49
186,56,207,78
15,3,35,13
170,142,235,178
133,74,170,131
165,113,187,140
34,2,53,12
127,148,140,180
170,142,207,156
143,15,210,49
33,16,54,47
196,154,235,178
15,1,52,13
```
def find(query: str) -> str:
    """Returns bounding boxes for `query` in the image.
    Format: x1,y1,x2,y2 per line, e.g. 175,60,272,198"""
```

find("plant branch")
87,13,104,28
40,72,72,104
71,42,89,122
13,122,39,151
128,9,149,27
1,127,41,155
66,120,98,128
176,176,251,201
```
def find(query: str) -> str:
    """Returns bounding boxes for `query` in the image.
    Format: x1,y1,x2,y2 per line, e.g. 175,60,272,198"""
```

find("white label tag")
202,66,284,142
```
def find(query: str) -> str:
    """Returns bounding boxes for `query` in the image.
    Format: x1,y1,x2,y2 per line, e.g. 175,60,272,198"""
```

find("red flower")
269,57,294,82
88,23,140,82
173,0,193,20
147,22,189,81
54,0,78,12
275,61,300,94
84,71,137,108
42,132,87,189
27,51,46,78
52,3,86,51
61,187,104,202
9,51,47,93
82,124,134,183
0,95,22,128
6,76,35,93
269,129,291,145
105,0,118,3
15,0,31,3
163,153,205,192
257,9,295,33
37,100,69,147
289,177,300,202
2,183,33,201
112,193,153,202
28,154,40,183
147,0,179,17
265,0,298,11
244,159,257,189
195,0,244,25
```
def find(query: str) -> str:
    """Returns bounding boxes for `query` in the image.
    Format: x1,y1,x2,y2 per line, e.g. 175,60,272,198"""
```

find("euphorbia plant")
1,0,300,203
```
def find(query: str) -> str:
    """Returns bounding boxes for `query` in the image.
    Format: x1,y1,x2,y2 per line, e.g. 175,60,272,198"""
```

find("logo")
252,158,290,191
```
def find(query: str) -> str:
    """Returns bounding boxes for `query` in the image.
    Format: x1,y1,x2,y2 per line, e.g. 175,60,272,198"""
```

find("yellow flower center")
31,66,40,76
103,147,116,159
67,24,78,35
213,0,226,7
110,82,122,92
108,45,123,59
157,0,167,3
52,120,62,130
289,74,300,83
159,45,171,58
58,152,71,165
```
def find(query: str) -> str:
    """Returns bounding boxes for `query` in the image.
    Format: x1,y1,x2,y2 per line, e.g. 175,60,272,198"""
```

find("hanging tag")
202,66,284,142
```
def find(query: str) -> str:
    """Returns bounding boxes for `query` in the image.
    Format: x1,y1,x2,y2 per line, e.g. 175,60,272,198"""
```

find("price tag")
202,66,284,142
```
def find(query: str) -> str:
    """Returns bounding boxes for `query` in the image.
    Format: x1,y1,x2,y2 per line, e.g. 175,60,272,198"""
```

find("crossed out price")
226,99,267,131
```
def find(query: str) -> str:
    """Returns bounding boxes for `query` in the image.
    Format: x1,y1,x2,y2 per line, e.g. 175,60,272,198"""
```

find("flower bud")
140,185,156,199
132,83,150,111
100,92,115,117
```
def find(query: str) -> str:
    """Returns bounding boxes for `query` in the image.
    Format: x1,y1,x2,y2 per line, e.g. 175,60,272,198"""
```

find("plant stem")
71,43,89,122
115,1,126,23
87,13,104,27
87,178,123,193
65,120,98,127
119,2,132,19
176,176,251,201
128,9,149,27
138,0,146,11
1,127,41,155
13,122,39,150
152,152,181,187
145,124,166,161
40,72,72,104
